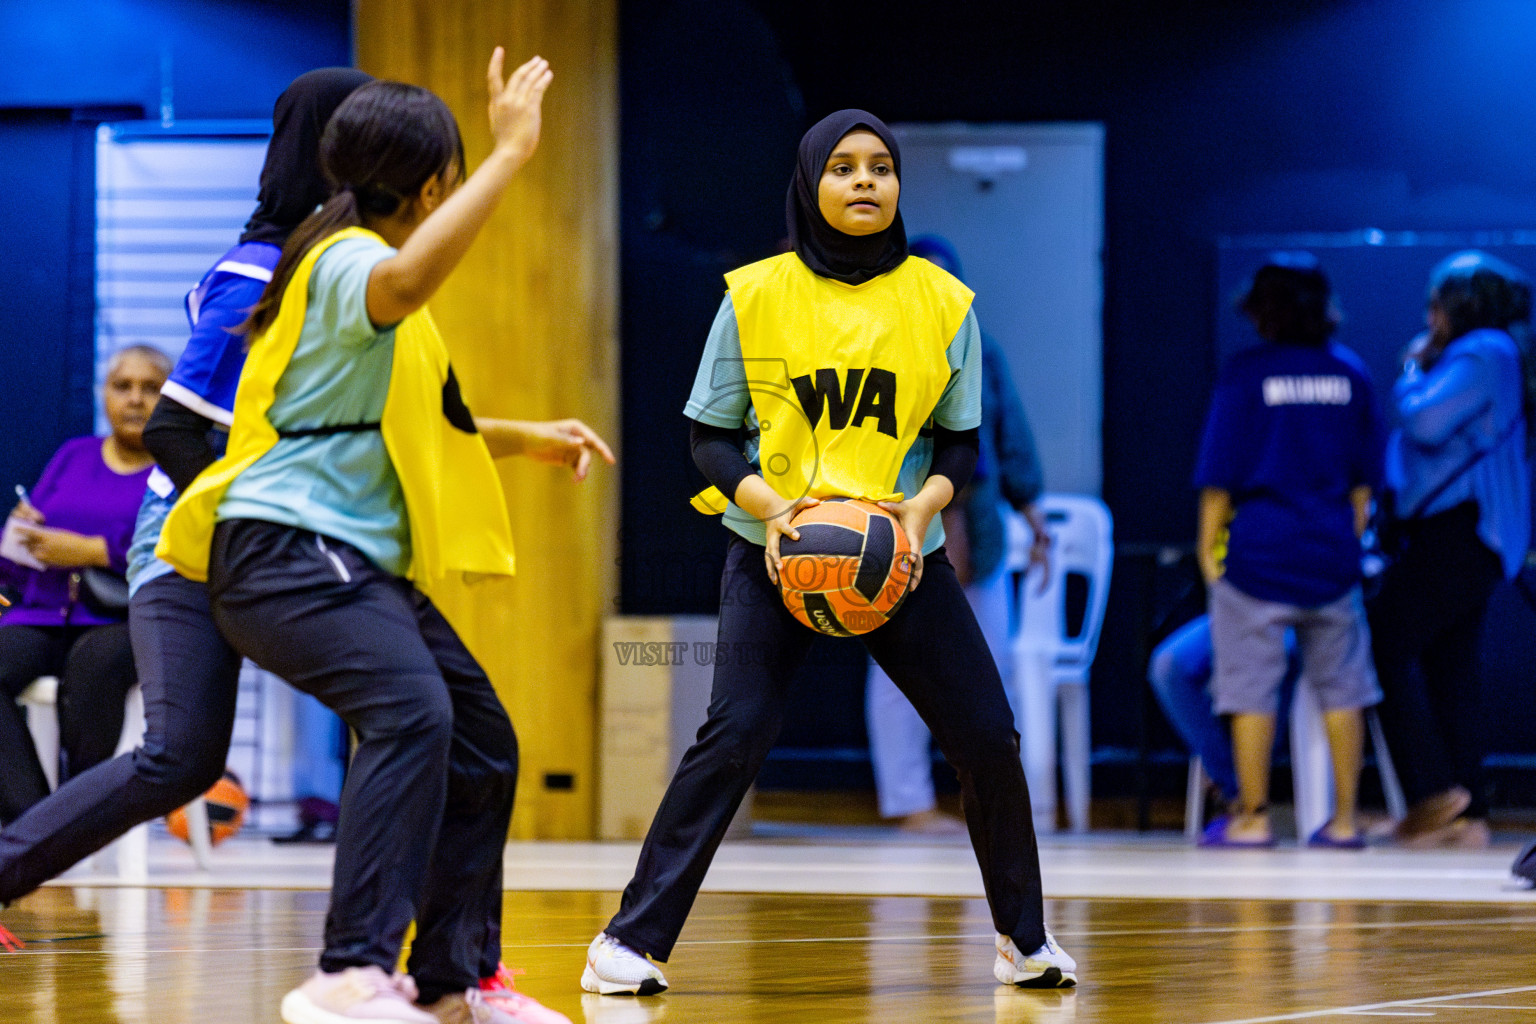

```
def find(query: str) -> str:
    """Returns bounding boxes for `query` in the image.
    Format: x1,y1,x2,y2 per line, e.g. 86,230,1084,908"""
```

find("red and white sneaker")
476,964,572,1024
0,921,24,952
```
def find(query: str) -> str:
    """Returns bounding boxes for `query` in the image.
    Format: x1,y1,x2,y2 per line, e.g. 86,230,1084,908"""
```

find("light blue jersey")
216,235,410,575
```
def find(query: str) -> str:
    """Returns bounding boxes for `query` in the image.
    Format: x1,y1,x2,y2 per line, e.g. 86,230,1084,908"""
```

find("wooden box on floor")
598,616,750,840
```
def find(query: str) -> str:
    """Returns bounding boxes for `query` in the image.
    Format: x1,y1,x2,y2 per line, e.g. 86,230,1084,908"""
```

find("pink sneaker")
425,984,571,1024
473,964,572,1024
280,965,437,1024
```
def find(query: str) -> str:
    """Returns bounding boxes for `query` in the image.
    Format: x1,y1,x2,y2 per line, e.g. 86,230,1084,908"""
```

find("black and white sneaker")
993,931,1077,988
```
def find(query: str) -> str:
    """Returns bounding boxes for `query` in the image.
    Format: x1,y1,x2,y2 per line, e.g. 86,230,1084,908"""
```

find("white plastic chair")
18,676,212,877
1009,494,1113,833
1288,686,1407,840
1184,755,1209,841
1183,698,1408,840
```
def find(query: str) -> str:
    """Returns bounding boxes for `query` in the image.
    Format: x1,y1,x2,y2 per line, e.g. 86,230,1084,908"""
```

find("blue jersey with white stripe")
159,241,280,424
126,241,280,594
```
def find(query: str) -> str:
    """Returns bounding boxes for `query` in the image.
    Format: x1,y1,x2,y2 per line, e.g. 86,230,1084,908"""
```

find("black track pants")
606,535,1047,961
0,621,137,825
0,573,240,901
208,519,517,1003
1368,502,1503,817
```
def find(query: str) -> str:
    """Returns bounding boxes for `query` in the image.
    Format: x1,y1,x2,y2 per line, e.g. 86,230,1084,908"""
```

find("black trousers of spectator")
0,621,136,825
208,519,517,1003
606,536,1046,962
1368,502,1503,819
0,573,239,900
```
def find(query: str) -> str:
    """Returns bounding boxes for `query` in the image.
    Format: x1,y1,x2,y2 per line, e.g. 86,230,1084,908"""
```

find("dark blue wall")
619,0,1536,800
0,0,349,496
0,112,94,486
1,0,350,119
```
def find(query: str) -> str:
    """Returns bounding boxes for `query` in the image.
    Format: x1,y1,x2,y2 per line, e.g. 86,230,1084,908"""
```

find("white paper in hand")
1,516,46,570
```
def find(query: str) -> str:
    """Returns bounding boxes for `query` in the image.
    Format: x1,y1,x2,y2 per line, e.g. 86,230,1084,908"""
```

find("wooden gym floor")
2,831,1535,1023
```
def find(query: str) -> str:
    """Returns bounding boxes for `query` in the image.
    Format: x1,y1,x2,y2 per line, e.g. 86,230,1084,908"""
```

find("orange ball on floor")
166,770,249,847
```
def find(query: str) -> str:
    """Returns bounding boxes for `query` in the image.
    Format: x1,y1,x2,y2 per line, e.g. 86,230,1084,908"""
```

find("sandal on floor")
1197,815,1276,848
1394,786,1471,842
1401,816,1492,850
1307,822,1366,849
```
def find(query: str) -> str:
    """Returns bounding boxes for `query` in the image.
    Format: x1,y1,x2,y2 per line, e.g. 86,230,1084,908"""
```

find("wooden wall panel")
356,0,617,839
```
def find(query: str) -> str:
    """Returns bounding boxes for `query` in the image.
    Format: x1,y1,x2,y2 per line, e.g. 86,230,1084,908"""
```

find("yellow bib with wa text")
691,253,972,513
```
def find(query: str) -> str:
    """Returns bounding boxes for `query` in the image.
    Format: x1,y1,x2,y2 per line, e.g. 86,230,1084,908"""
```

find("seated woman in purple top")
0,345,169,823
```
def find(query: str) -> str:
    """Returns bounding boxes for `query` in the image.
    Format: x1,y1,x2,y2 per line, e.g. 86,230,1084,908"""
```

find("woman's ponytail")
235,79,464,343
238,190,362,341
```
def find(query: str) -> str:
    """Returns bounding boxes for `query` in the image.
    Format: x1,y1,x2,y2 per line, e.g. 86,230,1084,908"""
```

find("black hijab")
240,67,374,246
787,109,908,285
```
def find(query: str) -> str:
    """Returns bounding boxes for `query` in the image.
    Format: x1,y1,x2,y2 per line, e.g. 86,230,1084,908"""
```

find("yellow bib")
692,253,973,512
157,227,516,588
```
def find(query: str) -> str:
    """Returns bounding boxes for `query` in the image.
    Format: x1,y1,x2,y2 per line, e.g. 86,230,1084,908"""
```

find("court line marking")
1067,913,1536,939
490,911,1536,950
1199,984,1536,1024
6,911,1535,956
505,911,1536,950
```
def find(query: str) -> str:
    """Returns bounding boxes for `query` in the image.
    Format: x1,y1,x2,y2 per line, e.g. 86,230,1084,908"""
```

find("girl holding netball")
581,109,1076,995
153,52,600,1024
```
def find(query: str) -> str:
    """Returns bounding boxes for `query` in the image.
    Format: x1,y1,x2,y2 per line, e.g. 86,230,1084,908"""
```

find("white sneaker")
580,933,669,996
993,932,1077,988
280,965,438,1024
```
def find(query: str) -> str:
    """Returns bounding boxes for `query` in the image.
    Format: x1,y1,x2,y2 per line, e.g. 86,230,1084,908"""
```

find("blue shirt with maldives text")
1194,340,1387,607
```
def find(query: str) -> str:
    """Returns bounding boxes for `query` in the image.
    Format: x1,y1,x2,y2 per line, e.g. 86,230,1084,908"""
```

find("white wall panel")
94,121,268,431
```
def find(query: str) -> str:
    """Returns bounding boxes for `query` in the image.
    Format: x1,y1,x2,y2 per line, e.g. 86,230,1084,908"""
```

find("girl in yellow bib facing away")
582,110,1077,995
158,53,608,1024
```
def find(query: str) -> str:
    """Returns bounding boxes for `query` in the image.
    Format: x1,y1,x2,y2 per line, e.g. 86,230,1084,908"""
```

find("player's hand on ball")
877,498,930,591
762,496,821,586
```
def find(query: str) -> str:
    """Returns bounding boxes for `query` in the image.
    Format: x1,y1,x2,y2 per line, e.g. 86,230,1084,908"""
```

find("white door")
891,123,1104,495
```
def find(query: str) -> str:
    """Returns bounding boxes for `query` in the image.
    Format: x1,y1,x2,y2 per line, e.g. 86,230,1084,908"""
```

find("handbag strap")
1401,411,1524,520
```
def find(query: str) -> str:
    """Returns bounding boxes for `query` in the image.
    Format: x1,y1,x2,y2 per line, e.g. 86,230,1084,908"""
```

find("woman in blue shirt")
1371,251,1531,849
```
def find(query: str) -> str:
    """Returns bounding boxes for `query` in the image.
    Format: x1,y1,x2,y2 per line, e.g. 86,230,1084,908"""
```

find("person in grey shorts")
1209,585,1377,720
1194,253,1387,849
1207,581,1380,838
